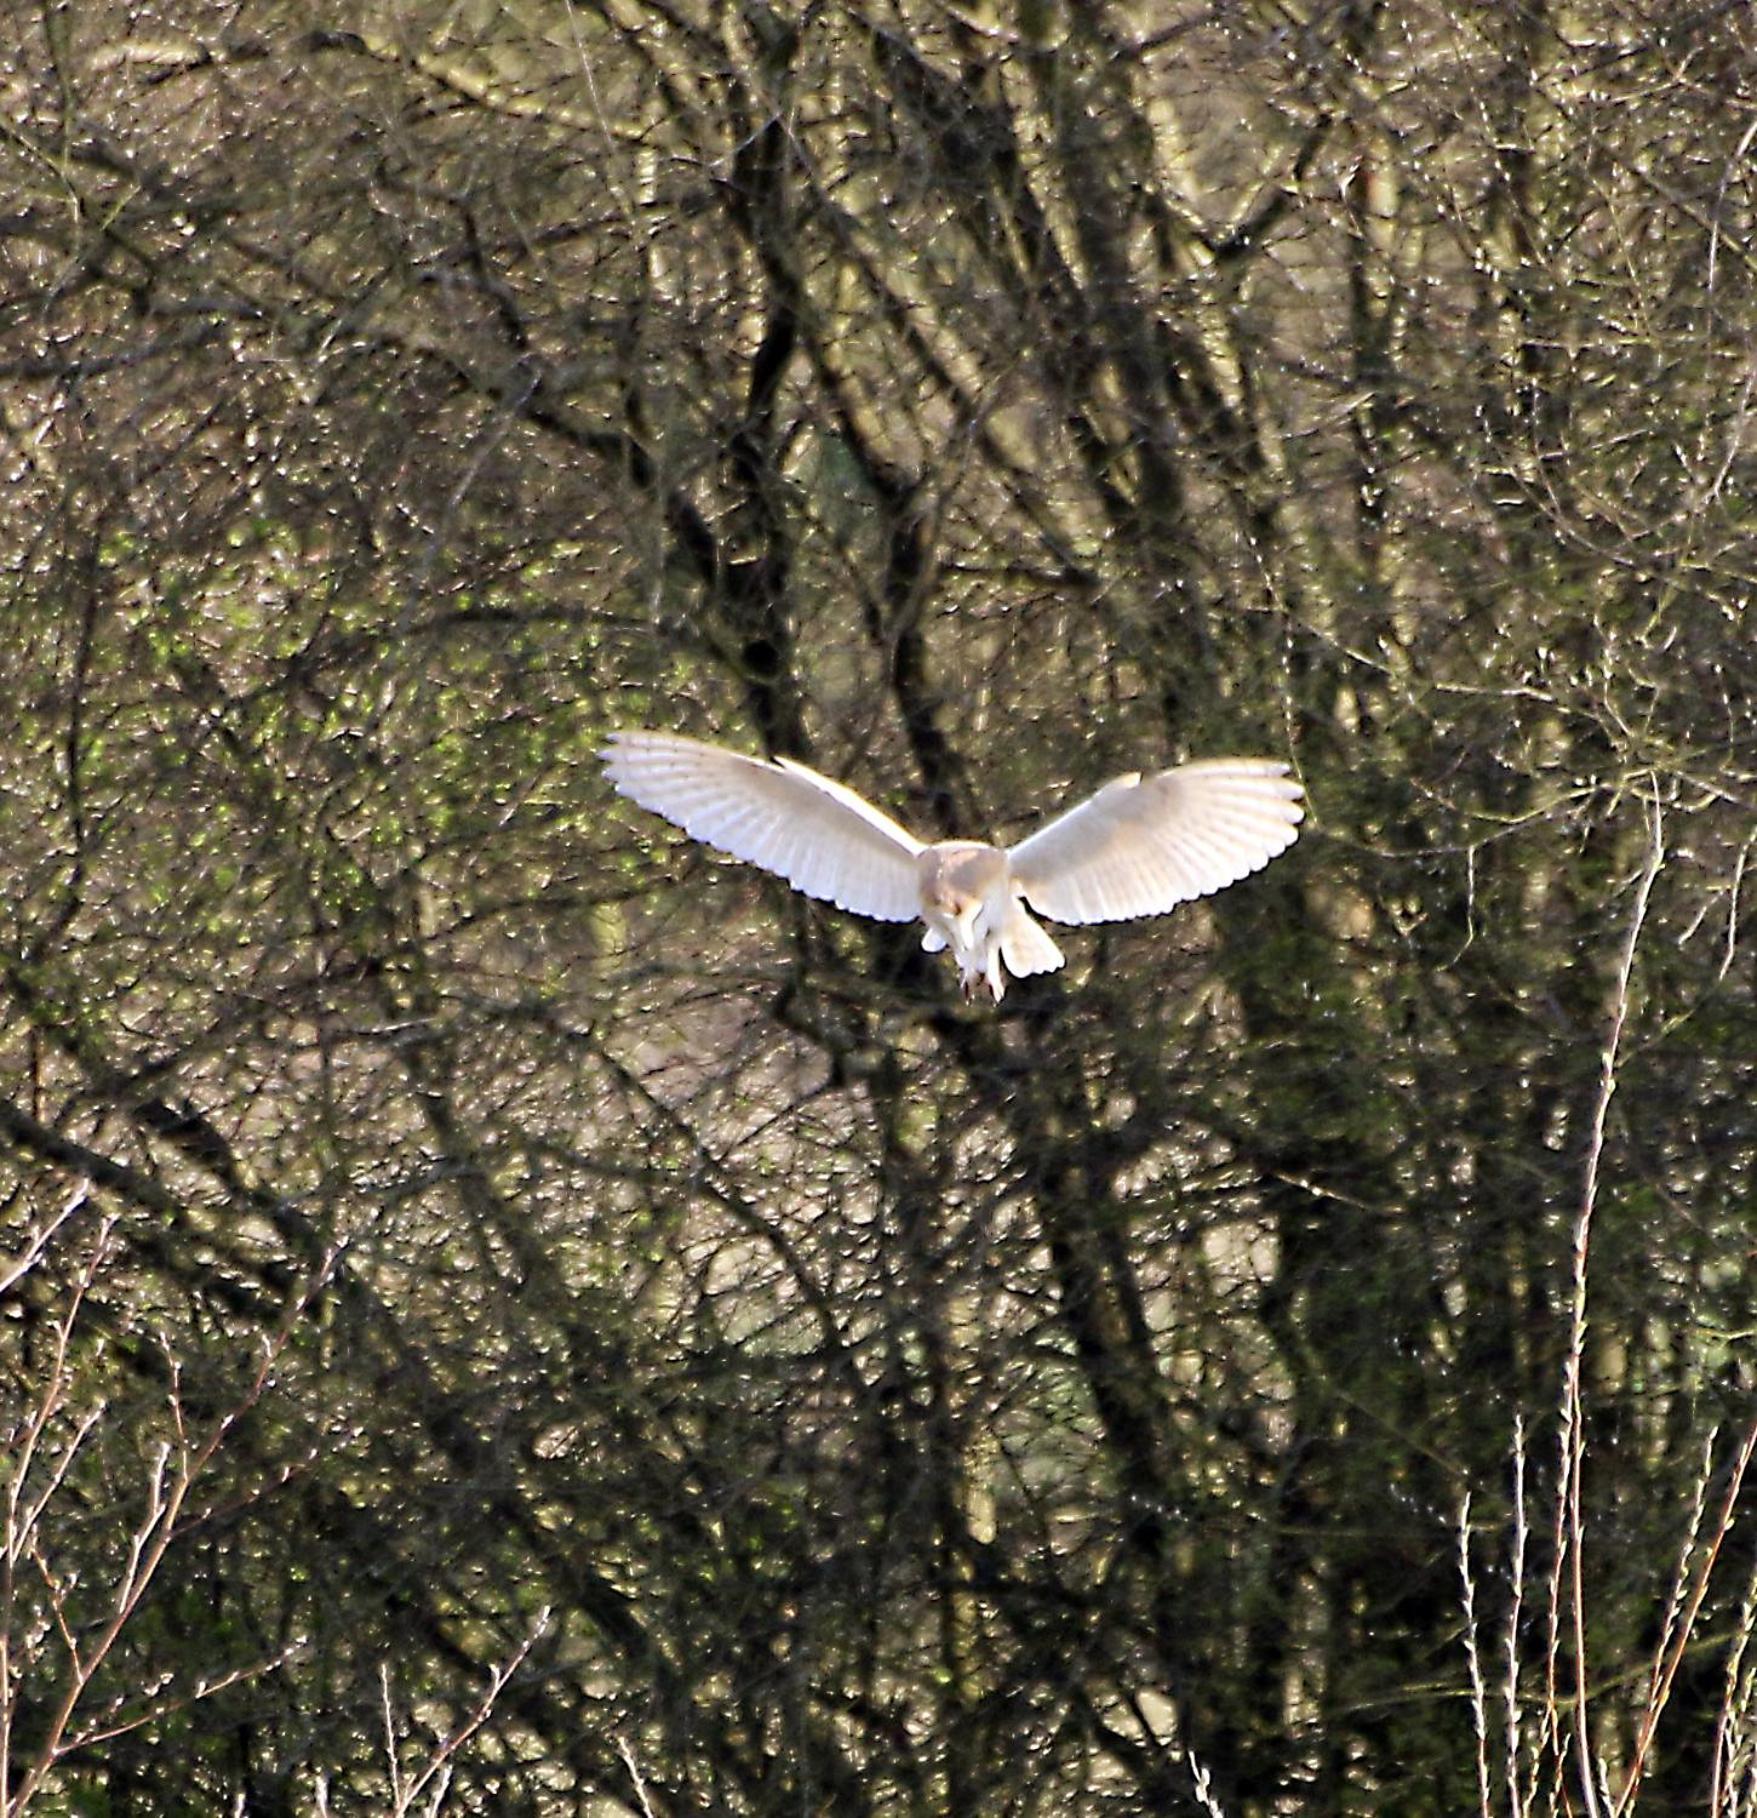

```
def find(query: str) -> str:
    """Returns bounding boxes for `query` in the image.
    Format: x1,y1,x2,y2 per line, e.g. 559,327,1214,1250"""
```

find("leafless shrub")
1,1191,335,1812
1459,802,1757,1815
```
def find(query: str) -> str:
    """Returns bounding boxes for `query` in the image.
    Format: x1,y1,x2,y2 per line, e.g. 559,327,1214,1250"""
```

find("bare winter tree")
0,2,1752,1811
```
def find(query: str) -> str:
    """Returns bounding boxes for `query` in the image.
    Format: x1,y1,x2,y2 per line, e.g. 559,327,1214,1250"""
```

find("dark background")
1,2,1752,1811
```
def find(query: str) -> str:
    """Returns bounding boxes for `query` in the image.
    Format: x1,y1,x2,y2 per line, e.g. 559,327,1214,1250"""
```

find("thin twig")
1186,1748,1228,1818
385,1608,551,1818
0,1185,90,1296
618,1733,660,1818
1711,1539,1757,1815
1559,787,1665,1818
3,1231,342,1814
1459,1493,1493,1818
1506,1414,1530,1818
1620,1422,1757,1812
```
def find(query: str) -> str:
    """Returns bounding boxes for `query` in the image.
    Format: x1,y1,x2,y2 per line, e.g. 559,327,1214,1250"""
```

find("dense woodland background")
1,1,1753,1812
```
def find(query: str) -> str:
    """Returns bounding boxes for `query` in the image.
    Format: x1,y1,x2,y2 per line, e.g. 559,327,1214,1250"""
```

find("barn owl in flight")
602,732,1304,1001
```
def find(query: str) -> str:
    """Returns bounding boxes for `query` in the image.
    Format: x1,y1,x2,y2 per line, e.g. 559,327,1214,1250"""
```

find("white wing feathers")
1008,760,1304,926
601,732,925,923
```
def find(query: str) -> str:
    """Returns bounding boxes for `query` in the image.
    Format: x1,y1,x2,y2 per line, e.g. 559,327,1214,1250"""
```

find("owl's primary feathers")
602,732,1304,1000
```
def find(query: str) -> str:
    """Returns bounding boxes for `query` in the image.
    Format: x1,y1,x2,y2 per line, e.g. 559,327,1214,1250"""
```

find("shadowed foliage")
0,2,1753,1812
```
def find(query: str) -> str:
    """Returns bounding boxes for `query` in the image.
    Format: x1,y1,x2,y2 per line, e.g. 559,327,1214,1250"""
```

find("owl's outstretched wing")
1008,760,1304,926
602,732,925,922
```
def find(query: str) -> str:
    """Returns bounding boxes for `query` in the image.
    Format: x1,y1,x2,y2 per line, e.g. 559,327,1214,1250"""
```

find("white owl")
603,733,1304,1001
